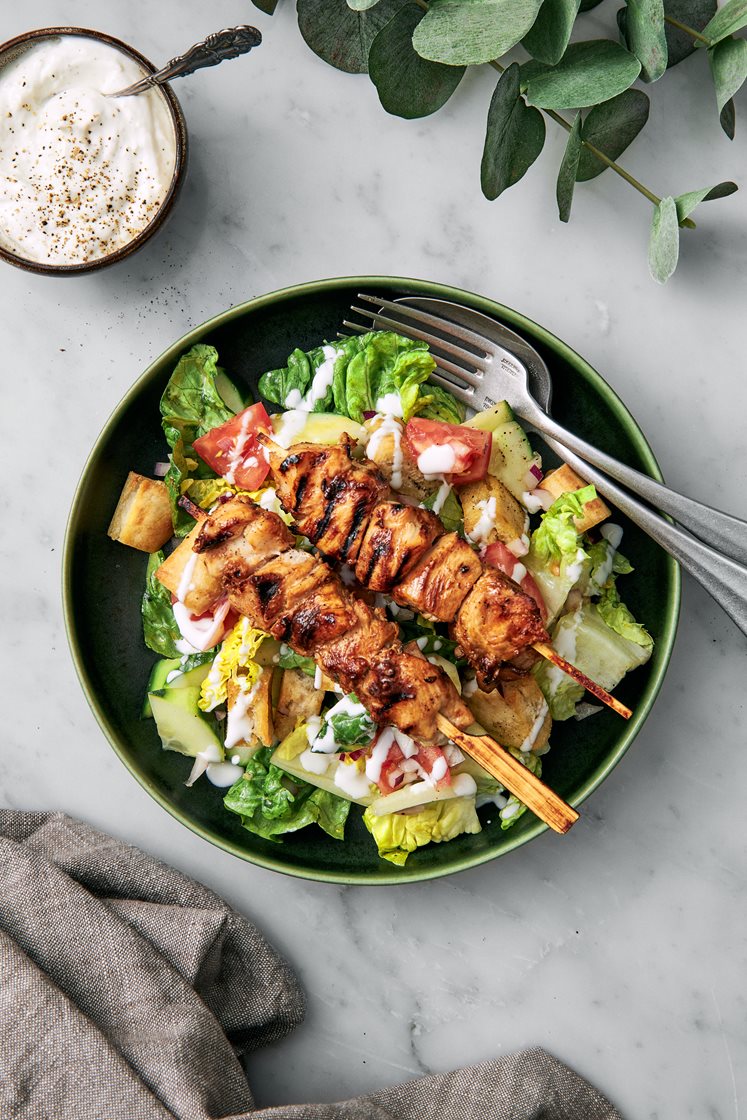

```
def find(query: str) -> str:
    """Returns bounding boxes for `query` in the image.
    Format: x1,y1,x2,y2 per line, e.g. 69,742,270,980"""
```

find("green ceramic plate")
63,276,680,884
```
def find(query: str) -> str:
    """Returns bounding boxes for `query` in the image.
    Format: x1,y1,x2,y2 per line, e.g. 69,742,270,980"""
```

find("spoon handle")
525,406,747,567
112,26,262,98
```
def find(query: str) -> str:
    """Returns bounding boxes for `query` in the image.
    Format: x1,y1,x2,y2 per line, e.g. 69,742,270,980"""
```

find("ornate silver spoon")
110,25,262,98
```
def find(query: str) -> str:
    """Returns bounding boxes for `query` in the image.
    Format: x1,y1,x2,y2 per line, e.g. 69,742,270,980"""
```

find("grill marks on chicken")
355,501,443,592
274,439,387,563
393,533,482,622
191,495,472,739
262,439,550,688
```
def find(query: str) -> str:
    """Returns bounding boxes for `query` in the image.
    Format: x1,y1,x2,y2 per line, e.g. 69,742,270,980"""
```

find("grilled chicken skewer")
160,494,578,833
261,435,630,718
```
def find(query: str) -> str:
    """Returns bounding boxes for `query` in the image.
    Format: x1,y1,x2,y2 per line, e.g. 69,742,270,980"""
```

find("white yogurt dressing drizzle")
366,414,404,490
334,761,372,799
175,551,199,604
285,345,338,411
518,699,549,752
272,410,308,449
543,609,583,699
466,496,497,546
172,599,230,653
224,675,262,749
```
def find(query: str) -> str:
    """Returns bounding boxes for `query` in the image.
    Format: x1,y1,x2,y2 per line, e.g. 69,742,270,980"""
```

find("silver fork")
343,293,747,638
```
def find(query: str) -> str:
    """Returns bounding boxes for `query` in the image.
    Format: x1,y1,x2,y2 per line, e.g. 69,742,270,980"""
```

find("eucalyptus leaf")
625,0,668,80
298,0,407,73
576,89,650,180
648,196,679,284
708,37,747,114
720,97,736,138
412,0,544,66
369,5,465,118
556,113,583,220
348,0,382,8
662,0,716,66
674,181,738,222
481,64,546,200
523,0,581,65
522,40,642,109
252,0,279,12
700,0,747,44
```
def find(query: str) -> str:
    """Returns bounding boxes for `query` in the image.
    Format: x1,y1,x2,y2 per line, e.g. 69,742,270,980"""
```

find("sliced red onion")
530,463,544,482
523,463,544,491
154,461,170,477
363,410,377,420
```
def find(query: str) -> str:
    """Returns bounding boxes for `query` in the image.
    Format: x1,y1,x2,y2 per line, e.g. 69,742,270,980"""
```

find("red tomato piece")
193,403,271,490
404,418,491,485
484,541,548,623
415,743,451,789
375,742,404,796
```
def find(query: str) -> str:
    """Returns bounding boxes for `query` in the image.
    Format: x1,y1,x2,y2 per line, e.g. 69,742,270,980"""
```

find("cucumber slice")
464,401,514,431
489,421,542,501
273,752,376,806
149,686,223,758
142,658,181,718
172,663,212,690
215,370,248,414
270,411,365,447
368,780,466,816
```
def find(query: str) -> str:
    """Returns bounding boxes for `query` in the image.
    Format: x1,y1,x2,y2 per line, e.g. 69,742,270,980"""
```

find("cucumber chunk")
142,658,181,718
464,401,514,431
215,370,248,414
489,421,542,501
149,686,223,758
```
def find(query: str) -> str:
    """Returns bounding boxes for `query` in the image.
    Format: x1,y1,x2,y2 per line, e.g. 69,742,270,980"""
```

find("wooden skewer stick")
532,642,632,720
436,714,579,835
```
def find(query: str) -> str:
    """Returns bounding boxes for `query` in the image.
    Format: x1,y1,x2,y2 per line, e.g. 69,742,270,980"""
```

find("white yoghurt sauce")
0,36,177,264
285,346,338,411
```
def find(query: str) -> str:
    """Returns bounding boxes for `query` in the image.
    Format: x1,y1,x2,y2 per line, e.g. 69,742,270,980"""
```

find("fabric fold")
0,812,621,1120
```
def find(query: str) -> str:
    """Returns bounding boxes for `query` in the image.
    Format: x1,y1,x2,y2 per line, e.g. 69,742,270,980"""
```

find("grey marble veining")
1,3,746,1118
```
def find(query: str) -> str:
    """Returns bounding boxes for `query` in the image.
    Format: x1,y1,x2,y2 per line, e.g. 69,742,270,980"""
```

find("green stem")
664,15,712,46
418,2,695,228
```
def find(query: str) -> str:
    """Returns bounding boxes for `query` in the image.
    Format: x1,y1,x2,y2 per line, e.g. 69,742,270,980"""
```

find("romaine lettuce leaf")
363,797,481,865
535,601,652,720
531,485,597,566
224,747,350,841
587,537,633,596
317,695,376,749
421,486,464,535
597,584,653,650
259,346,336,414
277,645,317,677
258,331,464,426
160,345,240,535
141,551,181,657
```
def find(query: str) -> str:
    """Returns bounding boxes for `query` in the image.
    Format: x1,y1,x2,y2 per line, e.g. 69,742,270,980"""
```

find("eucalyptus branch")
663,15,713,45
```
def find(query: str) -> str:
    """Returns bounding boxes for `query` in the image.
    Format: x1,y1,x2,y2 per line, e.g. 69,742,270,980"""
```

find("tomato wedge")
484,540,548,623
193,403,271,490
404,417,491,485
414,743,451,789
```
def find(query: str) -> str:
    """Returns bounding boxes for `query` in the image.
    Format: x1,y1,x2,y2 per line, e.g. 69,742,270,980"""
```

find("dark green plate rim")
62,275,681,885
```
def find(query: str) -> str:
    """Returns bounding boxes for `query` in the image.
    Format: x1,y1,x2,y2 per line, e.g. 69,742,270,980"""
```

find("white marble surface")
2,2,746,1116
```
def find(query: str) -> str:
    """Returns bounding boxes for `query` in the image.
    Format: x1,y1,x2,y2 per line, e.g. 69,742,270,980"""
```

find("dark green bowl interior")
63,276,680,884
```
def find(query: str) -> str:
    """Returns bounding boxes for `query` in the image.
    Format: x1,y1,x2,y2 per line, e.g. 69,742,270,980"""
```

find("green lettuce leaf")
535,601,652,720
259,346,337,414
363,797,481,865
531,485,597,565
597,584,654,650
259,331,464,426
160,345,238,535
500,750,543,830
224,747,350,841
277,645,317,677
412,381,466,424
141,551,181,657
421,487,464,535
317,695,376,749
587,537,633,594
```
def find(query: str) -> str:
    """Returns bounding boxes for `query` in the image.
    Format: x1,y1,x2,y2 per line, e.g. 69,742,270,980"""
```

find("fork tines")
341,294,489,400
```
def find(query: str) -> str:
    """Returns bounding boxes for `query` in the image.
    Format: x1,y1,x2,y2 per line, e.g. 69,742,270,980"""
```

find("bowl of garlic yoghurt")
0,27,188,275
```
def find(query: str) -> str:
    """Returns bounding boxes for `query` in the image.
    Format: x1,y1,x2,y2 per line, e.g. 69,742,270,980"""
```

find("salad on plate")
108,331,653,866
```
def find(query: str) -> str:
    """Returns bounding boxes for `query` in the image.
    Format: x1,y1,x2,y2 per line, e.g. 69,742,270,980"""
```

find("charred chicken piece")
354,500,443,592
263,437,387,563
452,569,549,690
193,495,295,581
393,533,482,622
315,597,399,693
223,548,357,655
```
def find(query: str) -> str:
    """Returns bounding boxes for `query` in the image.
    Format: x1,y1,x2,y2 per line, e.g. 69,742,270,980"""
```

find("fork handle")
525,408,747,567
540,434,747,638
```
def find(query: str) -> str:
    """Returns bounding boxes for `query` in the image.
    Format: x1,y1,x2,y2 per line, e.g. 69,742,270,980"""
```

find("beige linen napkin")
0,812,622,1119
